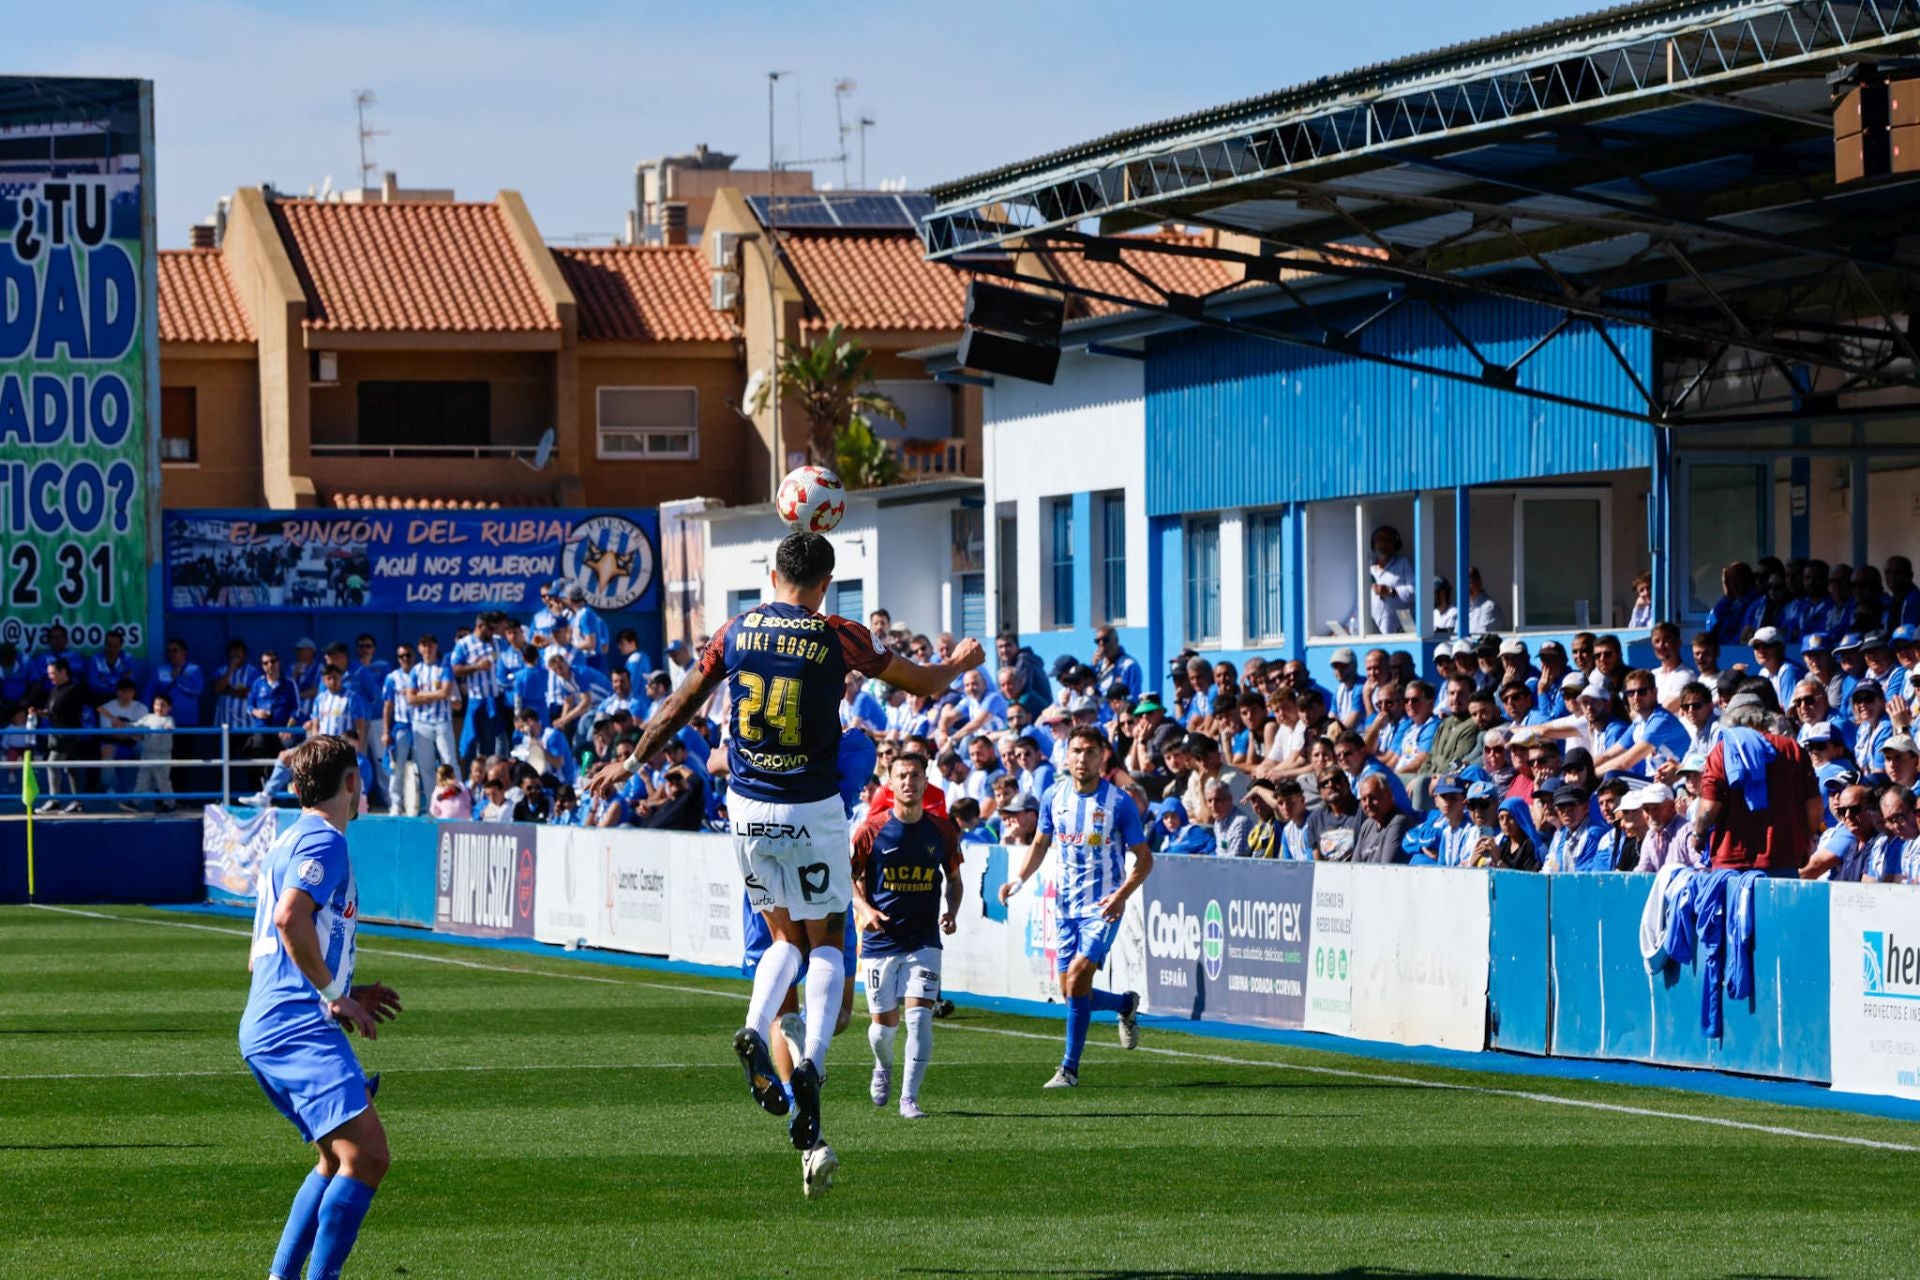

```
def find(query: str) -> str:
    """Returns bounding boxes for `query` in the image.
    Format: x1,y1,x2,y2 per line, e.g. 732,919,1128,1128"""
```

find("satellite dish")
742,367,769,417
520,428,556,472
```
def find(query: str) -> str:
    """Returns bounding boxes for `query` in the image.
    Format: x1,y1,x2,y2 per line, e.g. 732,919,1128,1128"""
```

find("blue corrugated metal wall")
1144,295,1654,517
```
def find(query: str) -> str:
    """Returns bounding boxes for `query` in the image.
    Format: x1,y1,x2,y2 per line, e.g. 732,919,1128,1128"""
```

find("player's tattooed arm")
585,663,725,799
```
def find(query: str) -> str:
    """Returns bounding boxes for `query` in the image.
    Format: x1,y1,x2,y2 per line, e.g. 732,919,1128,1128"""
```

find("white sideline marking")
0,1062,712,1083
30,905,1920,1153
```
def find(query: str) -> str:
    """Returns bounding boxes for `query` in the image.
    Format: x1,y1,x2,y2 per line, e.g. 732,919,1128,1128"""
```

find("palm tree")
752,325,904,486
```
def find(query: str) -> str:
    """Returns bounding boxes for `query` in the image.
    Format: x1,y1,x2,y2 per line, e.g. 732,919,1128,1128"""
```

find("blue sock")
270,1171,330,1280
307,1174,378,1280
1064,995,1091,1071
1089,988,1127,1014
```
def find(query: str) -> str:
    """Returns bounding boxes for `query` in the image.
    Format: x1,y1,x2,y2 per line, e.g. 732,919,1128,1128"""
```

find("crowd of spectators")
9,548,1920,884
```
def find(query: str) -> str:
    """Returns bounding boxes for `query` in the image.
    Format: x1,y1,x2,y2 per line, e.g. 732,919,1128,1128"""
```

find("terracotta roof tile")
157,249,254,343
272,201,558,334
781,232,971,333
328,492,553,511
553,245,735,343
1046,231,1246,318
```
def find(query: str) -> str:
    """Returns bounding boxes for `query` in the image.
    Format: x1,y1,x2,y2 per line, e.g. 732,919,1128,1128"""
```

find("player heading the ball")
585,530,984,1197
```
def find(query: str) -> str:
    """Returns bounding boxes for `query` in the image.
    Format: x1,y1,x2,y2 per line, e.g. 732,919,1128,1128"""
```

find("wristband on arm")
319,974,346,1002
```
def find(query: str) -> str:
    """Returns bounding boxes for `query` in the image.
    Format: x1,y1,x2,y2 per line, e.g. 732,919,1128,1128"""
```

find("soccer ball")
776,465,847,533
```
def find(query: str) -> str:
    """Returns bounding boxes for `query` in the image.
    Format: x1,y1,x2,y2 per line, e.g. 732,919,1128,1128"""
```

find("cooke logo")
1148,899,1214,964
562,515,657,611
1202,900,1226,982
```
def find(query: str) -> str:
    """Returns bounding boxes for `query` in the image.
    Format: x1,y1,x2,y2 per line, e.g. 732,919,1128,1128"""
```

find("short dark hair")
1067,724,1110,752
892,751,929,773
775,532,835,590
418,633,439,647
289,735,359,806
950,797,982,823
1272,777,1304,799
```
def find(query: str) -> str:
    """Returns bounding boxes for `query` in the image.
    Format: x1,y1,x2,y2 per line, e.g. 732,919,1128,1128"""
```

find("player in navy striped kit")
999,725,1154,1088
586,532,983,1196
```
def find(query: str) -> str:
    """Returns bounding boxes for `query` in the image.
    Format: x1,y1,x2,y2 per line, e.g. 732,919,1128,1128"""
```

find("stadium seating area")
6,551,1918,883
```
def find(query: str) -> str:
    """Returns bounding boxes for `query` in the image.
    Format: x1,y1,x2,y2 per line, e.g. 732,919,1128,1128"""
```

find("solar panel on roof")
748,190,935,230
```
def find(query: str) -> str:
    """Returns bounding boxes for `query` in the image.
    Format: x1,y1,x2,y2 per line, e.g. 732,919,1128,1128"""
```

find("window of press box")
1301,486,1626,640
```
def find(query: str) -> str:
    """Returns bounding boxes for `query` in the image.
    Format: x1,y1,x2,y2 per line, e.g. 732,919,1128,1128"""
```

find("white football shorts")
863,946,943,1014
729,793,851,921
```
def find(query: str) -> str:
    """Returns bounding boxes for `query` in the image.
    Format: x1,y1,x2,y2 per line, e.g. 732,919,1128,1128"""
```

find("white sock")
803,947,844,1067
745,940,803,1039
867,1020,897,1071
903,1006,933,1101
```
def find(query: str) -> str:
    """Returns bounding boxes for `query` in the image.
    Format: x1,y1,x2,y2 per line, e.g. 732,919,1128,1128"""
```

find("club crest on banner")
563,515,657,610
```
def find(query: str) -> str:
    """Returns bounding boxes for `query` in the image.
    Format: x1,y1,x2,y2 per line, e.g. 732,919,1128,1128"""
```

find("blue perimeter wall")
3,813,1834,1086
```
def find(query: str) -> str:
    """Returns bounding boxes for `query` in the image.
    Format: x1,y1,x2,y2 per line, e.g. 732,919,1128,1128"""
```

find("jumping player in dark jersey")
852,750,962,1120
586,531,983,1198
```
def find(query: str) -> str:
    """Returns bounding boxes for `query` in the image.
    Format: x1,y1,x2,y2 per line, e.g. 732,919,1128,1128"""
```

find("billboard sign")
1830,883,1920,1100
164,508,660,615
0,77,156,654
1143,857,1314,1026
435,821,536,940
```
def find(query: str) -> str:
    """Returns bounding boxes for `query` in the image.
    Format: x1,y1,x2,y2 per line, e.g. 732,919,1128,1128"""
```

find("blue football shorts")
741,892,857,979
1055,914,1121,974
244,1020,370,1144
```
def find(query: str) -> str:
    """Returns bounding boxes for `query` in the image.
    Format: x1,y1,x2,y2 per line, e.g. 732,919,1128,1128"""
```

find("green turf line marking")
0,1062,719,1082
946,1024,1920,1153
33,904,1920,1154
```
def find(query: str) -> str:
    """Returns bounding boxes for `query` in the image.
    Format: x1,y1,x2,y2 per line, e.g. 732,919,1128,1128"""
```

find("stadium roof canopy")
920,0,1920,422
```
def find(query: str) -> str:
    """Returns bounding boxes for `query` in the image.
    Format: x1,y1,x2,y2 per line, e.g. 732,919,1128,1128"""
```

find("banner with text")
164,509,661,616
666,834,745,969
1304,863,1356,1036
1142,857,1313,1026
0,77,156,656
1349,866,1490,1052
434,821,536,940
1830,883,1920,1100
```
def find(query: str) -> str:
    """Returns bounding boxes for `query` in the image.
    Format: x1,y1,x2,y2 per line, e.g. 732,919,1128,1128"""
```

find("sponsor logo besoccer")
1859,930,1920,999
1202,900,1225,982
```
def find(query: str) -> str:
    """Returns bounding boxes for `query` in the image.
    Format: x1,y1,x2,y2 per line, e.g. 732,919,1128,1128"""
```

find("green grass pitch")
3,903,1918,1278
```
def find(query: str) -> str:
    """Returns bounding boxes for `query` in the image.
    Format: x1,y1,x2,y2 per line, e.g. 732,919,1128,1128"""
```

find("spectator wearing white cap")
1884,732,1920,795
1549,675,1630,758
1746,626,1802,711
1628,784,1693,872
1329,648,1366,730
1496,637,1536,687
1647,622,1697,712
1534,641,1572,719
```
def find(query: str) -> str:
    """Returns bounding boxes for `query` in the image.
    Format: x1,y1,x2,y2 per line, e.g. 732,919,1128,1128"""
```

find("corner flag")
21,751,37,899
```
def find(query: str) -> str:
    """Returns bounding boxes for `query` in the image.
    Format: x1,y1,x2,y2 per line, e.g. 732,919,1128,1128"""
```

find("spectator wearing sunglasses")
1807,783,1886,882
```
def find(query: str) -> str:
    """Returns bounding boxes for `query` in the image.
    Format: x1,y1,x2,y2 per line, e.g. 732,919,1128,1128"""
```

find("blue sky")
20,0,1563,246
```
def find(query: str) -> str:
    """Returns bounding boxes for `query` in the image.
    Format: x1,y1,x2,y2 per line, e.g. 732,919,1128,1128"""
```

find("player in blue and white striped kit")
239,735,402,1280
998,724,1153,1088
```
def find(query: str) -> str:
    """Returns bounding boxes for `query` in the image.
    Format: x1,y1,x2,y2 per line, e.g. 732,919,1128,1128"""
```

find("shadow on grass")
904,1269,1513,1279
0,1027,203,1035
939,1110,1359,1121
0,1142,217,1151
